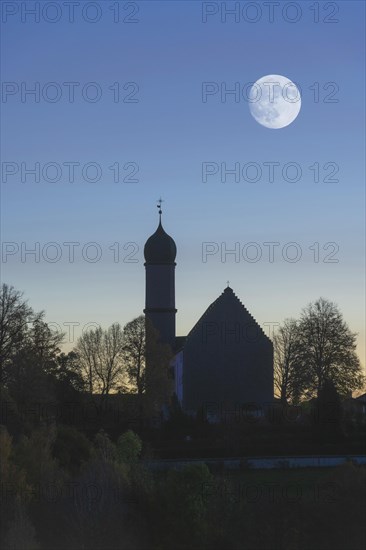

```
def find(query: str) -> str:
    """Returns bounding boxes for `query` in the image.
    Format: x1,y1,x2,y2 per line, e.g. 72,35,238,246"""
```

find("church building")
144,203,274,416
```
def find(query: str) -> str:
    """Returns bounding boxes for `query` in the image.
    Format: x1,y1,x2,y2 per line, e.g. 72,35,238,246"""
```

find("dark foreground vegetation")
1,422,366,550
1,284,365,549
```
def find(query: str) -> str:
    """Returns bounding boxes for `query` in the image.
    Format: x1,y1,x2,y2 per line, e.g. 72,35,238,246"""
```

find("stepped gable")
185,286,269,343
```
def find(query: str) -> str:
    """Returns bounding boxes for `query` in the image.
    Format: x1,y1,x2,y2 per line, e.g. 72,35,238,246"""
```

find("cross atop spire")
157,197,164,222
227,280,230,288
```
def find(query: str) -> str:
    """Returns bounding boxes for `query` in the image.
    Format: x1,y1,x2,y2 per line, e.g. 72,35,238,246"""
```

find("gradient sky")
1,1,365,370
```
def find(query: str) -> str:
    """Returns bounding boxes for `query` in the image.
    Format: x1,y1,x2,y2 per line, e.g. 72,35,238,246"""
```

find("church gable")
181,287,273,412
186,287,271,347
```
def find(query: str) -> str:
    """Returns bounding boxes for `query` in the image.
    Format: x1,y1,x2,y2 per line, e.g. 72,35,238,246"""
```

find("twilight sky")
1,1,365,369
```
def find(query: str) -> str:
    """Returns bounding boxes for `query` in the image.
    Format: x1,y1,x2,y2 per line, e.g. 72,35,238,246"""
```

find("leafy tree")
69,451,144,550
0,286,67,415
27,312,64,372
52,424,92,475
297,297,364,398
4,313,65,413
52,351,86,397
158,464,213,546
0,426,31,503
13,426,64,489
5,347,55,410
2,503,40,550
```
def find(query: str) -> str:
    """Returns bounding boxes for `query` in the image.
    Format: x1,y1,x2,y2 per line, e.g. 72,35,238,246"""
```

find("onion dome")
144,210,177,265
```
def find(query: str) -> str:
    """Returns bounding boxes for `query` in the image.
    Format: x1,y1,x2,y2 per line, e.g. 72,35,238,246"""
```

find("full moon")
248,75,301,129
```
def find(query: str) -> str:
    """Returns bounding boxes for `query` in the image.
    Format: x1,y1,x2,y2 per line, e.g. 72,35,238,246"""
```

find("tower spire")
144,200,177,349
157,197,164,223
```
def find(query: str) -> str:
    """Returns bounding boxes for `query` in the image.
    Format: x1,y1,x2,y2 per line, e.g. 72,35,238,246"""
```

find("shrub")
116,430,142,465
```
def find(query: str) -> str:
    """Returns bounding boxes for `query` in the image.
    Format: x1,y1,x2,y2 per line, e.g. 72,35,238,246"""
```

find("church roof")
144,218,177,265
184,286,270,343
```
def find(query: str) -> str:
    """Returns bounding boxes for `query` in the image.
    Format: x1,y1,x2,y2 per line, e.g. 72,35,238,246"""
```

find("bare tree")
95,323,125,396
75,324,125,397
0,284,33,397
75,327,102,395
297,297,364,398
122,316,173,420
122,316,146,397
273,318,305,404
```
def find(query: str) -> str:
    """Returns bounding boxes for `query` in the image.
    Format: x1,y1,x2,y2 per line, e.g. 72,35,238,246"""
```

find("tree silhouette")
27,312,64,371
122,315,173,422
273,318,305,404
297,297,364,399
75,324,125,398
3,307,65,414
122,315,147,397
0,284,33,397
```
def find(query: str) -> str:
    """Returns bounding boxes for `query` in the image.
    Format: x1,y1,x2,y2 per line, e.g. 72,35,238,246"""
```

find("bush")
116,430,142,465
53,424,92,475
94,429,116,462
151,464,213,548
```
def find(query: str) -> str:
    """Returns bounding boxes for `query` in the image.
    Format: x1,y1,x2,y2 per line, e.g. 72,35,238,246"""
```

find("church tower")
144,201,177,349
